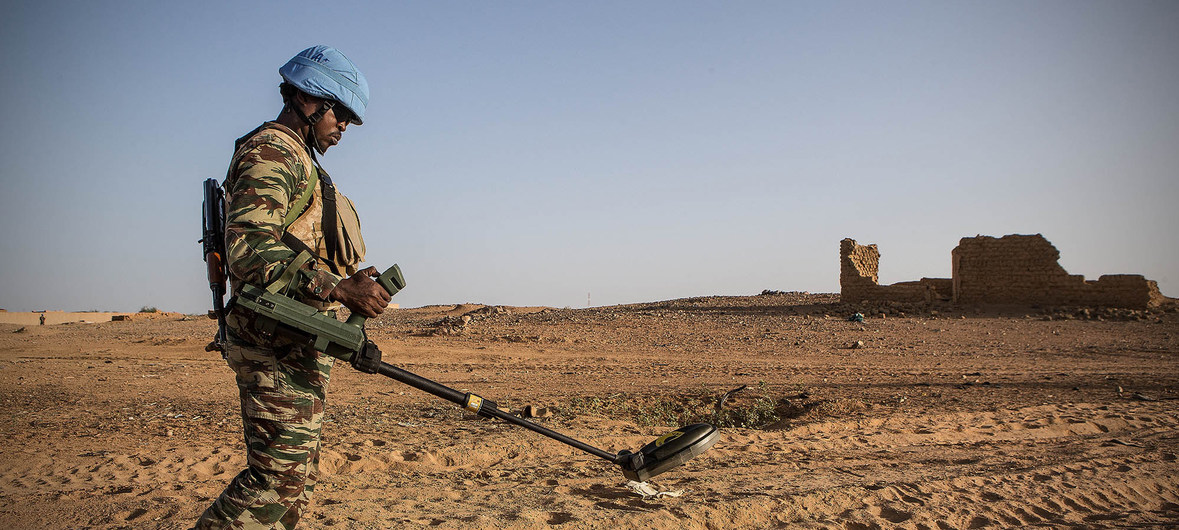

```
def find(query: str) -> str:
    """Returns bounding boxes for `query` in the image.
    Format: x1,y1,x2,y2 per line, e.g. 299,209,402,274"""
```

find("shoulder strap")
281,167,319,228
277,164,343,277
317,167,341,267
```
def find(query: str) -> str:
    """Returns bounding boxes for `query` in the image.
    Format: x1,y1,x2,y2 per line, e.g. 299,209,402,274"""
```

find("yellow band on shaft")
465,394,483,413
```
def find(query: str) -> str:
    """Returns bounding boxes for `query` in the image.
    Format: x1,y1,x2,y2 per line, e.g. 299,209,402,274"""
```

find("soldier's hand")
329,267,392,318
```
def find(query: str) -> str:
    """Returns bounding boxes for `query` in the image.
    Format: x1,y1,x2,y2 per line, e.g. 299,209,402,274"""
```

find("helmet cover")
279,45,369,124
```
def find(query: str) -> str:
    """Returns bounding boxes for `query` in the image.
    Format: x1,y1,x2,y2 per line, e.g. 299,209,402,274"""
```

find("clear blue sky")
1,1,1176,313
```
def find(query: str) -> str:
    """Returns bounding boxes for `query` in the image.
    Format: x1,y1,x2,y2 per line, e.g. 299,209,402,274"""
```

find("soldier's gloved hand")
329,266,392,318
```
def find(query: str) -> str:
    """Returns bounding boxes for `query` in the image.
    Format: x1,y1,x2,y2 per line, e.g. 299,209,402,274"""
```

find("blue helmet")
280,45,369,125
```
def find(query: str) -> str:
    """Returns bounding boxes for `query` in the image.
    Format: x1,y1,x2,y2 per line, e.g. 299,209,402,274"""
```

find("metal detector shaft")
374,361,620,463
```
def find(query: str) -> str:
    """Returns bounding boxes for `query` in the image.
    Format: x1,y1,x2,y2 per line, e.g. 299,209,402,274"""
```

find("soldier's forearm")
227,229,342,302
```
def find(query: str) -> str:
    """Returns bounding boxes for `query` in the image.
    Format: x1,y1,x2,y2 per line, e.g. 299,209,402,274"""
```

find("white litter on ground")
625,481,685,499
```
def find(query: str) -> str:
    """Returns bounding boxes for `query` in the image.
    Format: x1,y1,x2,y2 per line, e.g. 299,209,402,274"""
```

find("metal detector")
229,263,719,481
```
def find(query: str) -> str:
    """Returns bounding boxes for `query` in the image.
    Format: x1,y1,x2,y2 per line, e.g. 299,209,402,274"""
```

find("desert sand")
1,293,1177,529
0,311,139,326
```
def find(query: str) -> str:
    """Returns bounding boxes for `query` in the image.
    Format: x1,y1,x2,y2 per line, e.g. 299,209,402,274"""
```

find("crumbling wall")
840,239,948,304
839,239,880,302
840,234,1164,309
951,234,1163,309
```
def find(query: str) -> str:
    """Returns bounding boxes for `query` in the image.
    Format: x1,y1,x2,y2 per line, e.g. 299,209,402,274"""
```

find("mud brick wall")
1083,274,1167,309
921,278,954,299
840,239,936,304
840,238,879,301
951,234,1162,309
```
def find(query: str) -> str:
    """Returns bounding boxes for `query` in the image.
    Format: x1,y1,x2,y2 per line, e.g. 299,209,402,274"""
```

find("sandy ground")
0,311,135,326
1,293,1177,529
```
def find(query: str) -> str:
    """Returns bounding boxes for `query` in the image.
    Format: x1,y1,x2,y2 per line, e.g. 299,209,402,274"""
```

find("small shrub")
565,384,786,430
561,381,872,431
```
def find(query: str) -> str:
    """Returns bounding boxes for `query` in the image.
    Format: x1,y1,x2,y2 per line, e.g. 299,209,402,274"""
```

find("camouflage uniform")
197,122,363,530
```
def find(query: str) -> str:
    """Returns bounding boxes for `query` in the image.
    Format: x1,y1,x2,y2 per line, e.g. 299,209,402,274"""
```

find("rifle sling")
279,165,342,278
282,167,318,228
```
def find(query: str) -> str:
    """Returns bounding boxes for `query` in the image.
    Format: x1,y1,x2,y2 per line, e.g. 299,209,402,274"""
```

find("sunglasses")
330,103,357,124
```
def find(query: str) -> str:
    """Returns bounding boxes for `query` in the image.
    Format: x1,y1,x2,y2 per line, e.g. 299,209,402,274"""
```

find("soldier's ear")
294,91,328,111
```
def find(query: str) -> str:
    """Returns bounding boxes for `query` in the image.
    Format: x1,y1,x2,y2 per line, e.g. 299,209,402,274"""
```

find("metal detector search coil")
619,423,720,482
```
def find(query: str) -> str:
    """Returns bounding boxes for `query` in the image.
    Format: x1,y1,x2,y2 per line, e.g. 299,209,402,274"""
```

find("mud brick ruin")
840,234,1166,309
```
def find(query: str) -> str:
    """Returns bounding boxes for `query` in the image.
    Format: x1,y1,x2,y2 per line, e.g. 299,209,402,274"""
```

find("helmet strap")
307,100,334,125
285,98,335,156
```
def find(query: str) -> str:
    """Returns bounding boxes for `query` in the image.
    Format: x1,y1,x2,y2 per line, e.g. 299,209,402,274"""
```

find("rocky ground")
1,293,1177,529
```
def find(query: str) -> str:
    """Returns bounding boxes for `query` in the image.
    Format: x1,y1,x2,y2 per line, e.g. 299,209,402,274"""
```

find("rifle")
201,178,229,355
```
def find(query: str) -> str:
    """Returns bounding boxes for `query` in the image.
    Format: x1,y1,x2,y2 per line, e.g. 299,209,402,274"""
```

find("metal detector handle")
345,264,406,327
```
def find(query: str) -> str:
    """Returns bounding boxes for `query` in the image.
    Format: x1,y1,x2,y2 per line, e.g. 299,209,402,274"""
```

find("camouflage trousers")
195,340,334,530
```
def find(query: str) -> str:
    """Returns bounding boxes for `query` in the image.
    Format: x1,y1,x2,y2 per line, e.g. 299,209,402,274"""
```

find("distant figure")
196,46,390,529
39,314,45,326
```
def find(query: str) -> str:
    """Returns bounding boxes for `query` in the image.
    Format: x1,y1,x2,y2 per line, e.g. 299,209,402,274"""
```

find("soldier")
196,45,391,529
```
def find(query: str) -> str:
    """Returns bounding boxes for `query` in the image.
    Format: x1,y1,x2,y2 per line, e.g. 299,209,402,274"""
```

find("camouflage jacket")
223,122,360,347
